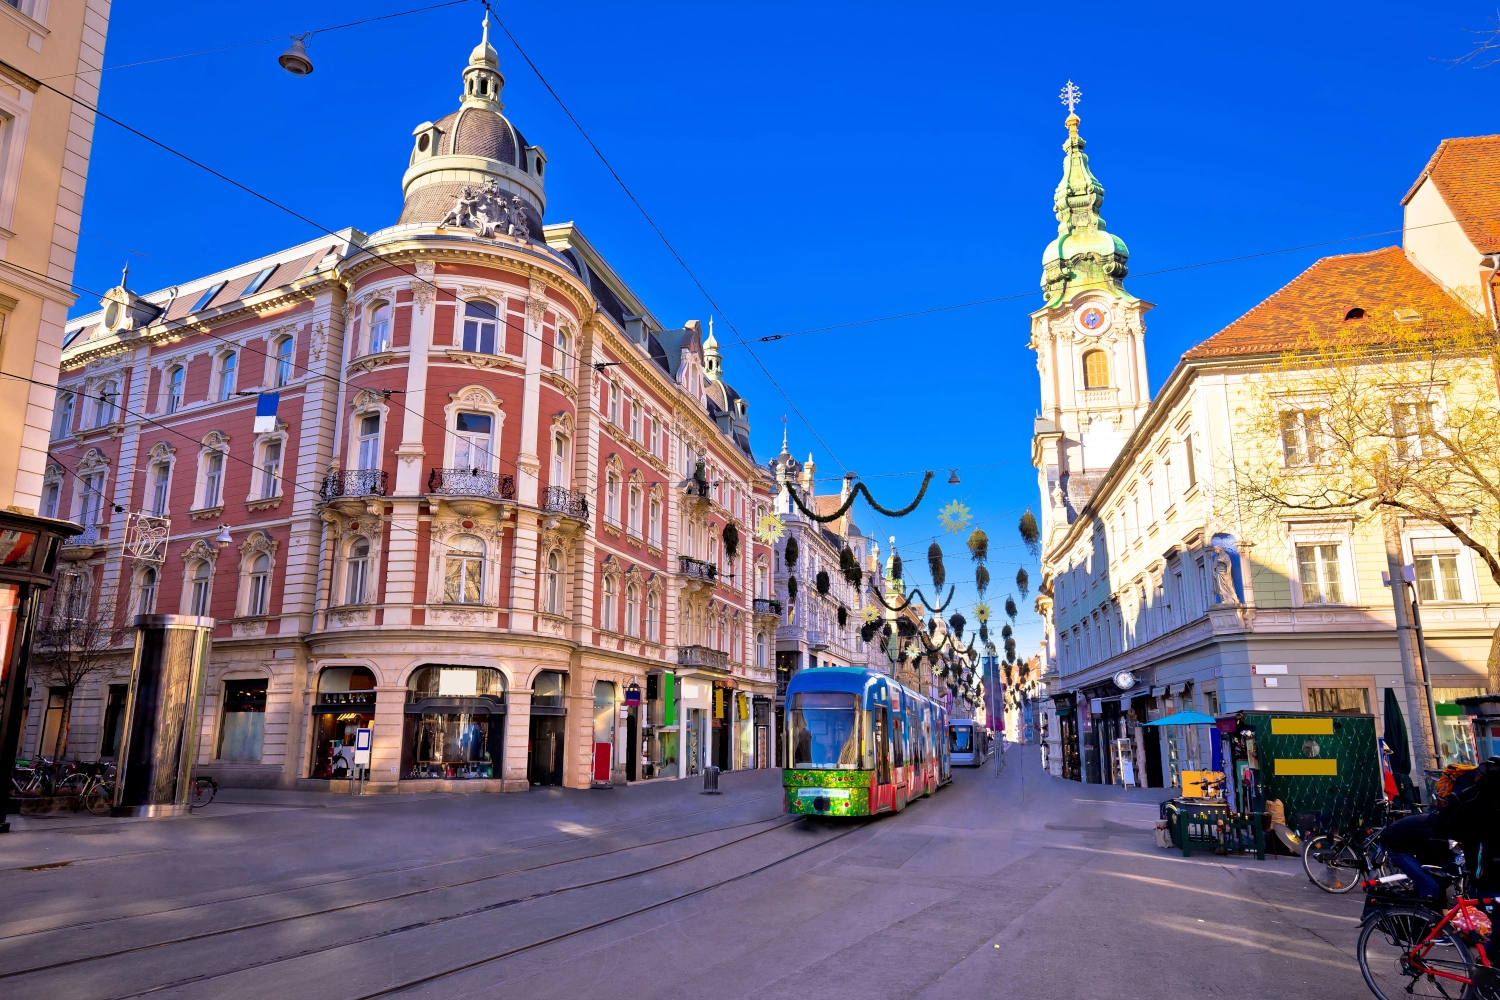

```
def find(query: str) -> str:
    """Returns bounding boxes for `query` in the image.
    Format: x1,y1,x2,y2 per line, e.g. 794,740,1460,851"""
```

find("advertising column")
114,615,215,817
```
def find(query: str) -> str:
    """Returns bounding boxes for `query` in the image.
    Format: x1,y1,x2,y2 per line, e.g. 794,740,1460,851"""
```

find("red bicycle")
1359,890,1497,999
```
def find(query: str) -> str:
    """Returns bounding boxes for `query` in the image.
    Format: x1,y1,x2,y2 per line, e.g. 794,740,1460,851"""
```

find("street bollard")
702,765,721,794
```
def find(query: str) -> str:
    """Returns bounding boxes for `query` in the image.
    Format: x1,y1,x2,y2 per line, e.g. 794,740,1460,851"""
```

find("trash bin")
702,765,721,794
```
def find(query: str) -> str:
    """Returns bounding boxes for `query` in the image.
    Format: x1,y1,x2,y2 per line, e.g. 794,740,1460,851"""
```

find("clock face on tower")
1073,302,1112,336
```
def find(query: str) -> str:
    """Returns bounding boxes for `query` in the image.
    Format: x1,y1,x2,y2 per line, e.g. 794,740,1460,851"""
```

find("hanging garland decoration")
839,545,862,587
755,510,786,545
975,565,990,595
787,471,934,523
1005,595,1018,622
1019,509,1041,557
927,542,946,590
1016,567,1030,600
968,528,988,563
873,584,955,615
721,522,740,559
786,576,798,603
815,570,831,596
837,605,848,628
937,500,973,535
784,536,799,568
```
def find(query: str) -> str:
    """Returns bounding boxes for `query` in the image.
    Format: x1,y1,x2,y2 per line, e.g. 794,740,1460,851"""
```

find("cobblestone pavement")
0,746,1365,999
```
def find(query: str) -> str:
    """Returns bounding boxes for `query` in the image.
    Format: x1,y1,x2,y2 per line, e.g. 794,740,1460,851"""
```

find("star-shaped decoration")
937,499,973,535
755,511,786,545
862,604,882,625
974,601,991,624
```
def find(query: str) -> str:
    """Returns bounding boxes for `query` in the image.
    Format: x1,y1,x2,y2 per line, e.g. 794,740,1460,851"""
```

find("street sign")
624,682,642,706
353,727,371,766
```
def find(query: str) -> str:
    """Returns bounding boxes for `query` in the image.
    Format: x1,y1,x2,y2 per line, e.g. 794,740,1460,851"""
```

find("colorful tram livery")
947,719,989,767
783,668,951,817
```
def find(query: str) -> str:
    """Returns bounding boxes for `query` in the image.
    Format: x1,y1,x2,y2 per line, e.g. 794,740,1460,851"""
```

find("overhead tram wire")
483,6,852,480
35,1,475,81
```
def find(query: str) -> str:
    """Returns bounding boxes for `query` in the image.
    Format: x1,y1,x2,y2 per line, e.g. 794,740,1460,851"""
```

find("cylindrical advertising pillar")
113,615,214,817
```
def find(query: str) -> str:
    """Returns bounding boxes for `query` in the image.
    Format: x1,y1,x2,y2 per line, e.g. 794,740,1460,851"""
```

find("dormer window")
1344,307,1365,321
192,281,227,312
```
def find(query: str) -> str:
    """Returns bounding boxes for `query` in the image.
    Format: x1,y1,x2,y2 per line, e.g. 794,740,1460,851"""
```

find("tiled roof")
1183,246,1476,360
1402,134,1500,254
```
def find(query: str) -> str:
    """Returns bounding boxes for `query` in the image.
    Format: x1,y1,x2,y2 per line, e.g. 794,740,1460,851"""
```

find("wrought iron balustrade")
542,485,589,520
677,644,729,672
427,468,516,500
753,598,782,616
679,556,717,582
321,468,388,500
683,477,710,500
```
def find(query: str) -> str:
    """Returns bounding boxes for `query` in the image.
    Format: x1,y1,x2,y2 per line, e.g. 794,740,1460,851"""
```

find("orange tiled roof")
1402,134,1500,254
1183,246,1476,360
813,495,845,518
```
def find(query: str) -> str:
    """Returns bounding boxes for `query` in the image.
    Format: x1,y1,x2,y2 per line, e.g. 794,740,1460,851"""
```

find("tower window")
417,133,430,153
1344,307,1365,321
1082,349,1110,389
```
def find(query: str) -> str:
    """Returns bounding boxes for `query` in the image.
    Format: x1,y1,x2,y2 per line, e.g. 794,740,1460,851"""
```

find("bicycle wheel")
85,783,113,815
1303,834,1365,893
189,777,217,809
1358,905,1476,1000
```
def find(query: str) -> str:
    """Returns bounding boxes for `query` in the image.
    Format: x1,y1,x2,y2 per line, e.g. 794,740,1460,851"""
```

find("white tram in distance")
947,718,990,767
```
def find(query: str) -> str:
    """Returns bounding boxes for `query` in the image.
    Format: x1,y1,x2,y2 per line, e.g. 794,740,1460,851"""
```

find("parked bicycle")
1358,860,1497,999
53,761,115,815
188,775,217,810
1303,795,1406,894
10,756,56,798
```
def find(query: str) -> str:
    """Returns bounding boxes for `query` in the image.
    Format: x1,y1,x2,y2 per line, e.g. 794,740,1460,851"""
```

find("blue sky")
71,1,1500,654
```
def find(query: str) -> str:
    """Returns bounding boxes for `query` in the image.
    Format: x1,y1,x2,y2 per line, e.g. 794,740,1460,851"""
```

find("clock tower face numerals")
1073,302,1112,336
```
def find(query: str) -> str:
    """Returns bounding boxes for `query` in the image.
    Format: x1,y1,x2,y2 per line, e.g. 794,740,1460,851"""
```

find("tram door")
873,705,891,811
891,712,907,807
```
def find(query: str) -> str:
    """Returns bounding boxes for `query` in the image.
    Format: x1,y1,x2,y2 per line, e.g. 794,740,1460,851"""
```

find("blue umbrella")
1142,711,1218,727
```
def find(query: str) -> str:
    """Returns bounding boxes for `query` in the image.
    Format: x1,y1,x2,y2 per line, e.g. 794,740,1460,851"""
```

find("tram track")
75,815,864,1000
0,789,782,944
0,807,790,982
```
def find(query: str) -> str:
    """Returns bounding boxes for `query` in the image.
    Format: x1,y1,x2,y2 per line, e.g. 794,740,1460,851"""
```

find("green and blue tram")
783,667,951,817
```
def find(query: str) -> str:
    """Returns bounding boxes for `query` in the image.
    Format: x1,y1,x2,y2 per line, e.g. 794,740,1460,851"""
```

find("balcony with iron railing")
753,597,783,617
542,485,589,522
320,469,388,501
427,468,516,501
59,523,102,561
679,556,717,583
677,644,730,672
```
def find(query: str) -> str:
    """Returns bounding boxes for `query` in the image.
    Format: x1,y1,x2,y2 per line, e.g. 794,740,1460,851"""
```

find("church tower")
1029,87,1152,549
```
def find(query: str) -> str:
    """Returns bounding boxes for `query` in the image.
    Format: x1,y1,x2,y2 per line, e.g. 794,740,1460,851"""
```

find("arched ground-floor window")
309,666,377,779
527,670,567,787
401,665,506,779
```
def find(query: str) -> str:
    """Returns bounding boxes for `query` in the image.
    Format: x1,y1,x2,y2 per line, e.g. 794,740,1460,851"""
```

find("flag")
253,393,280,433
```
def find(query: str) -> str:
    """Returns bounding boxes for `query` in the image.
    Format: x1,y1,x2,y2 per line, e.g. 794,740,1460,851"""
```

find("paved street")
0,747,1364,1000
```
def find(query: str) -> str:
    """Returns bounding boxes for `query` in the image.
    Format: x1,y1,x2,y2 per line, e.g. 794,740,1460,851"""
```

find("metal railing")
427,468,516,500
679,556,717,582
321,468,388,500
677,644,730,671
683,477,710,500
65,524,101,547
542,485,589,520
753,597,782,616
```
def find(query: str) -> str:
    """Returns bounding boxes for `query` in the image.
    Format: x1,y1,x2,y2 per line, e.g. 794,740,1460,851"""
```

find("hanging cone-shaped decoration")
927,617,937,636
722,522,740,559
967,528,988,563
816,569,831,595
891,552,903,580
975,565,990,595
1005,595,1018,621
1000,623,1013,640
948,612,966,637
784,536,799,568
927,542,945,590
840,545,861,586
1016,567,1029,599
787,576,798,603
837,605,848,627
978,622,988,644
1018,509,1040,557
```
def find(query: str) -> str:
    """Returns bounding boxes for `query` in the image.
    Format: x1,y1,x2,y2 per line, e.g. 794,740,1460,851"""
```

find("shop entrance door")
528,714,565,786
625,708,638,782
592,681,617,785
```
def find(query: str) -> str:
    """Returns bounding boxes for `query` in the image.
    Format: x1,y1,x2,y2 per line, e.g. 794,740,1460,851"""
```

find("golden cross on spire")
1060,79,1082,115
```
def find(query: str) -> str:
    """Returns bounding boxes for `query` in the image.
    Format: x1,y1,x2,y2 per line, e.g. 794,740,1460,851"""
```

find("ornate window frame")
425,517,503,608
181,538,218,616
442,385,506,471
267,327,297,388
213,346,239,402
602,453,623,529
549,411,573,487
144,442,177,517
236,530,278,618
598,555,622,632
334,521,381,607
128,562,160,619
347,388,392,472
71,448,109,525
627,470,644,539
248,422,289,506
647,485,663,549
645,581,662,644
162,359,187,414
40,463,62,519
542,543,565,615
192,430,231,515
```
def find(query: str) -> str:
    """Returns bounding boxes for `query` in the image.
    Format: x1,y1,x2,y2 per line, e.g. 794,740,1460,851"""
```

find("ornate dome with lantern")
398,17,547,237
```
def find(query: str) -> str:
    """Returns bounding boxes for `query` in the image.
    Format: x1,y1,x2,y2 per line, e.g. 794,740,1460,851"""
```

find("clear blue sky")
71,1,1500,655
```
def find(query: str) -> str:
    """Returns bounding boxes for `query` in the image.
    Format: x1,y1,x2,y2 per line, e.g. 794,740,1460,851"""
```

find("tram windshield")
790,692,860,769
950,725,972,753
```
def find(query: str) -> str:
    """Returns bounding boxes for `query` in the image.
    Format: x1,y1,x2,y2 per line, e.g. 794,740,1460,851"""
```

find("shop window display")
402,665,506,780
217,679,268,761
310,666,377,778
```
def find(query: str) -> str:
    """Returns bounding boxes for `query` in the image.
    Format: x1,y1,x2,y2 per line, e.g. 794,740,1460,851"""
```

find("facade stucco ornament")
439,179,531,240
238,529,278,559
1211,541,1240,606
412,261,436,313
184,537,218,566
310,321,326,363
526,277,548,323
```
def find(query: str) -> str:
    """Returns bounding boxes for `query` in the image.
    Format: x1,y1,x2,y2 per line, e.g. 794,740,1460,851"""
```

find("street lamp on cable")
214,524,233,548
278,34,314,76
947,469,961,485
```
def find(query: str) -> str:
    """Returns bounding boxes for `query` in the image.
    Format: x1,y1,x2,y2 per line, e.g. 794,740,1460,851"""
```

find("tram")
947,718,989,767
783,667,951,817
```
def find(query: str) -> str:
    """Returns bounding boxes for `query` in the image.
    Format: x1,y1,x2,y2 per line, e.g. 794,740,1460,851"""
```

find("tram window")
873,707,890,784
789,692,859,769
950,726,972,753
891,715,905,768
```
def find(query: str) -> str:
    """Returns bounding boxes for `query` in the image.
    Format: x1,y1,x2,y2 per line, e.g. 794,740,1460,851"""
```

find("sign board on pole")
353,727,372,766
